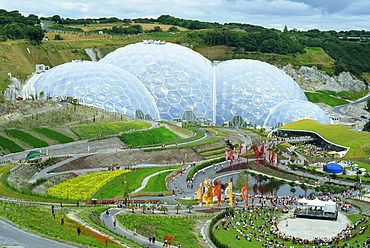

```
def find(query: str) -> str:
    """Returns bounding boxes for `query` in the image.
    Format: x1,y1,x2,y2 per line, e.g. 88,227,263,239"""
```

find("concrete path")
0,218,76,248
102,208,177,248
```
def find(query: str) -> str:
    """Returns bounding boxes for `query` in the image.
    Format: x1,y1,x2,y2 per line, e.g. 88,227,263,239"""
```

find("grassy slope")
280,119,370,158
195,46,335,72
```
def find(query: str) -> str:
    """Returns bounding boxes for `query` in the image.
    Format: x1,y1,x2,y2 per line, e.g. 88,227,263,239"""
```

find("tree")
27,26,44,44
150,204,156,213
363,121,370,132
365,98,370,112
130,204,136,213
153,26,162,32
141,204,147,213
160,206,168,214
174,205,181,214
51,15,61,23
186,204,194,213
168,26,179,32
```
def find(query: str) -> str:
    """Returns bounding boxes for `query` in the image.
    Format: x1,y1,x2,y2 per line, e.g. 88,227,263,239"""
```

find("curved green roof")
26,151,46,160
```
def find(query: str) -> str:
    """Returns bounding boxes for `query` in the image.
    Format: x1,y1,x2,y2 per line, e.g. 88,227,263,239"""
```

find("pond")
216,173,316,197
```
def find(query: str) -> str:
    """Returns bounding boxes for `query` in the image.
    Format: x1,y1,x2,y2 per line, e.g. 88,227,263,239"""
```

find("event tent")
323,162,343,174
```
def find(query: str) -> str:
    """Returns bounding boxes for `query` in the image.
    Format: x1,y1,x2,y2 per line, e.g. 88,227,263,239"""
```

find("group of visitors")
215,194,369,248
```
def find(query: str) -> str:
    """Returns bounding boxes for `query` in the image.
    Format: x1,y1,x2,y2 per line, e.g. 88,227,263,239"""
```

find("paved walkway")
0,217,76,248
102,209,177,248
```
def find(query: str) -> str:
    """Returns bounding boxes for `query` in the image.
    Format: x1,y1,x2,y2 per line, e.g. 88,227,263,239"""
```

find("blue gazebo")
324,162,343,174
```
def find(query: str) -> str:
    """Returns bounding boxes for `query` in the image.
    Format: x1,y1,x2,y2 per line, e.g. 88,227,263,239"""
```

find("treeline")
0,9,44,44
186,29,305,55
42,15,132,25
185,28,370,77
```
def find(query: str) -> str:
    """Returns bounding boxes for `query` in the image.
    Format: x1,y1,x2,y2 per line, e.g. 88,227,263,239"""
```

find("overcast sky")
1,0,370,31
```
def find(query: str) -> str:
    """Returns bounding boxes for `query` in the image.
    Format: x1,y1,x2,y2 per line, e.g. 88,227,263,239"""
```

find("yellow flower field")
47,170,129,200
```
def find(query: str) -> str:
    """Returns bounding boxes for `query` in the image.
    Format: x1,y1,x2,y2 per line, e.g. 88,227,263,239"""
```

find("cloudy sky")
1,0,370,31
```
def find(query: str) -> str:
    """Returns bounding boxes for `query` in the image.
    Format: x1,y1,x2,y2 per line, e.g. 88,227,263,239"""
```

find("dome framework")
25,41,330,127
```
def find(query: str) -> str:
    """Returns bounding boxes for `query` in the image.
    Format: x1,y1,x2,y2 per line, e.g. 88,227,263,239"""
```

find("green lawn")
317,90,369,101
281,119,370,158
115,213,210,247
0,202,121,248
93,166,180,199
305,92,349,106
142,170,173,192
72,121,151,140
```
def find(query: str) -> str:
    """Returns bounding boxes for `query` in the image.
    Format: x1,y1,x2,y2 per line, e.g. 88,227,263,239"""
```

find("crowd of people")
296,143,336,158
215,197,369,248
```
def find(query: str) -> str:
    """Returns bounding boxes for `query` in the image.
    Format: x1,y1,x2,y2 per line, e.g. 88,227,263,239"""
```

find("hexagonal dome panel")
215,59,308,126
263,100,330,127
99,42,214,121
32,60,159,119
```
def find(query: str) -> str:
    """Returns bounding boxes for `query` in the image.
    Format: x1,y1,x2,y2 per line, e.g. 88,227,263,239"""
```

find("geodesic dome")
263,100,331,127
99,42,214,121
32,60,159,119
24,41,330,126
215,59,308,126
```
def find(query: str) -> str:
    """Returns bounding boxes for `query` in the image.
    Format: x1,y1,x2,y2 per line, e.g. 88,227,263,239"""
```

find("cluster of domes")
26,41,330,127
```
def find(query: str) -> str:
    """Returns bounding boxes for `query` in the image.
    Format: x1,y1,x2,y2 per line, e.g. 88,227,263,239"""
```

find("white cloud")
0,0,369,31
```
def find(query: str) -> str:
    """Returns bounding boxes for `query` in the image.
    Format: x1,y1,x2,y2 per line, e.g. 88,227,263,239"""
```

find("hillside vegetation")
2,12,370,99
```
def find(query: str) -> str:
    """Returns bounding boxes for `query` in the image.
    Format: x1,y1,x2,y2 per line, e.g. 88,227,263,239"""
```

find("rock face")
282,65,368,92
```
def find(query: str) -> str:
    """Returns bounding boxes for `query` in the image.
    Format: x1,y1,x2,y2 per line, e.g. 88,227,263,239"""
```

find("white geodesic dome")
32,60,160,119
263,99,331,127
215,59,308,126
99,42,214,121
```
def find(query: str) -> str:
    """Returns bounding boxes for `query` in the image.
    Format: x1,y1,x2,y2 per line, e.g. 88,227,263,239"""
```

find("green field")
115,213,209,247
94,166,180,199
71,121,151,140
32,127,74,143
0,201,122,248
142,170,173,192
0,135,24,153
281,119,370,158
4,129,49,148
119,126,181,146
305,92,349,106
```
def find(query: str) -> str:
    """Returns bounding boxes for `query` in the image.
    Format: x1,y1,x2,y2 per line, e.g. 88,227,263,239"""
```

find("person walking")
152,236,156,244
113,219,116,230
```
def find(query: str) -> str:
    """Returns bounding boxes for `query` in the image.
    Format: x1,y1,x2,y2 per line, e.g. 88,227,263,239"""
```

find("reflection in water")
218,173,315,197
